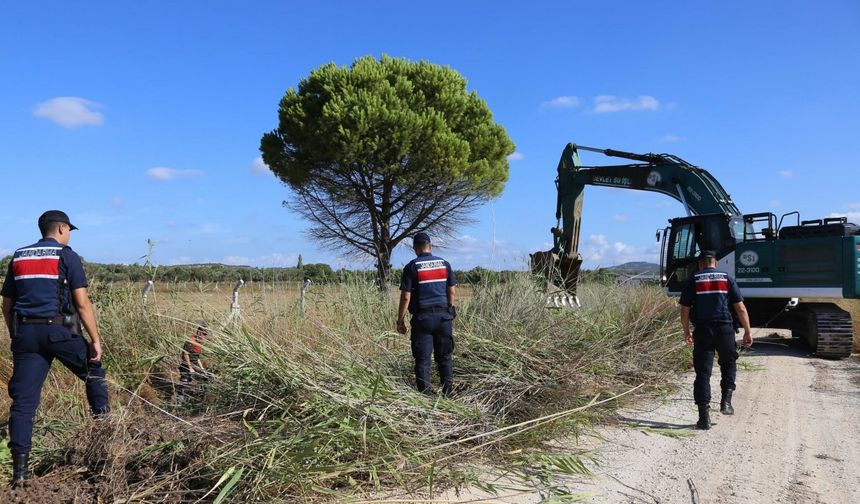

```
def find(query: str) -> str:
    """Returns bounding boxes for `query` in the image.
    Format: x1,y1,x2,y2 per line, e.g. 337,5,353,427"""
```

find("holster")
62,312,83,336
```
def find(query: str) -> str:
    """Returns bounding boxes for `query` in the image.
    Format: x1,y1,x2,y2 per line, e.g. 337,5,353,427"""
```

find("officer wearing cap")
396,233,458,396
1,210,110,485
679,250,752,430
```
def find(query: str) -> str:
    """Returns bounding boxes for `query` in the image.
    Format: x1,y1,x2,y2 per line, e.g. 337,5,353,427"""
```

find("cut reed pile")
0,275,687,502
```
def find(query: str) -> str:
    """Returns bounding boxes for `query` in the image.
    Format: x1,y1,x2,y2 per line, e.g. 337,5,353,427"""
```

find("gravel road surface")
443,329,860,504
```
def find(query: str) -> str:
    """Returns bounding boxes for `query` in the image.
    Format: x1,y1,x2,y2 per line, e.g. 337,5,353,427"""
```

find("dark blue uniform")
400,253,457,395
679,267,743,406
1,238,109,456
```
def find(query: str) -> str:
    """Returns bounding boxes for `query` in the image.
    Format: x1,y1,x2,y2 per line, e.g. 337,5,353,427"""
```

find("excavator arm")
532,143,742,300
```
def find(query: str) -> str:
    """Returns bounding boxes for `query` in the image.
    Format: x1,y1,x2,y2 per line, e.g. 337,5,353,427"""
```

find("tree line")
0,256,526,286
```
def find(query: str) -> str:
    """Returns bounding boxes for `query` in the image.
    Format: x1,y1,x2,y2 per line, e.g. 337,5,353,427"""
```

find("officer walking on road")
1,210,110,486
679,250,753,430
396,233,457,396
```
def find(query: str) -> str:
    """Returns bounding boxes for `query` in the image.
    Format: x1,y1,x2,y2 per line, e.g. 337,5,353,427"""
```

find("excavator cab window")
730,217,747,243
664,214,735,292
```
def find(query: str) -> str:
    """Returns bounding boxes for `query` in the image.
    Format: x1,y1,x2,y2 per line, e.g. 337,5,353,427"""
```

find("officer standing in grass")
396,233,457,396
1,210,110,486
679,250,753,430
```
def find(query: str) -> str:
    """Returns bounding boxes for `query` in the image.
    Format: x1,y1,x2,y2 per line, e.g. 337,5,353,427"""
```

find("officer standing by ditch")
396,233,457,396
679,250,753,430
1,210,110,486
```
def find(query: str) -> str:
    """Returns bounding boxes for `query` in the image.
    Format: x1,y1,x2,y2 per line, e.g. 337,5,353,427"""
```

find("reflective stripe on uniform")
694,273,729,295
416,259,447,284
12,247,61,281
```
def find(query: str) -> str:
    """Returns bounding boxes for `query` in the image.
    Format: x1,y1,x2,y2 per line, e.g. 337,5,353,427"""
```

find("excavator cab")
662,213,741,294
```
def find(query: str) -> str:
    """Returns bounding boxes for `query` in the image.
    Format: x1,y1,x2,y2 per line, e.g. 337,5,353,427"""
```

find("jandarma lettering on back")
416,260,445,270
16,247,62,258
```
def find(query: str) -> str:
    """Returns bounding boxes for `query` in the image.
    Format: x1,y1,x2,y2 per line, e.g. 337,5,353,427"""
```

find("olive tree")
260,55,514,286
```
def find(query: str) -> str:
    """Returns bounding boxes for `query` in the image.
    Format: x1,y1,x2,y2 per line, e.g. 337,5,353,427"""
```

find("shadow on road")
740,333,815,359
618,416,697,430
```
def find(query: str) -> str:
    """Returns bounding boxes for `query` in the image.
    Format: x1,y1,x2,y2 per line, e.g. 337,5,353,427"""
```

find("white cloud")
249,156,270,175
146,167,204,180
258,252,299,267
541,96,580,108
110,197,123,209
847,203,860,209
658,134,684,142
33,97,104,128
830,212,860,223
593,95,660,113
404,234,528,270
778,170,793,178
168,256,193,266
581,234,659,267
508,151,525,161
612,214,629,222
769,200,781,209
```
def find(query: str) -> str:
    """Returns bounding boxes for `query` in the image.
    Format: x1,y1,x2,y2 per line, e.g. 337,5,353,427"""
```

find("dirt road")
447,330,860,503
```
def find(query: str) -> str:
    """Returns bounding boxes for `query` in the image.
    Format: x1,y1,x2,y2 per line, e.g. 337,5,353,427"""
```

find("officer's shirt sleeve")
728,276,743,304
399,262,414,292
0,260,15,298
446,261,457,286
679,277,695,307
63,249,89,290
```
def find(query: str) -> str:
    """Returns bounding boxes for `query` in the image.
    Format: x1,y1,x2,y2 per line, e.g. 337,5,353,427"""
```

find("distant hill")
605,262,660,274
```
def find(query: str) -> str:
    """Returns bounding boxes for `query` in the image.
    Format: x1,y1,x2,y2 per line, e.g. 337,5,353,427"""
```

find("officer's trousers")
7,324,110,456
692,322,739,406
410,311,454,395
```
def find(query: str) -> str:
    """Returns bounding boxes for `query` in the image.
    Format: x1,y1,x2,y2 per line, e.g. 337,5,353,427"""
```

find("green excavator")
532,143,859,358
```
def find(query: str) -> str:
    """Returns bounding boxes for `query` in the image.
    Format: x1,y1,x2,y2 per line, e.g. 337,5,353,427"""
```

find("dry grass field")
0,278,687,502
0,277,856,501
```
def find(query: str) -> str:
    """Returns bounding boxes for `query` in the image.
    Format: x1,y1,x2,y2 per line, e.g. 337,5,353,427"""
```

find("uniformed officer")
396,233,457,396
1,210,110,485
679,250,753,430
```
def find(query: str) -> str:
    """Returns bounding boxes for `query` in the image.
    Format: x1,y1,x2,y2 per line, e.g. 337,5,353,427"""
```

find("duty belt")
418,305,449,314
17,315,65,325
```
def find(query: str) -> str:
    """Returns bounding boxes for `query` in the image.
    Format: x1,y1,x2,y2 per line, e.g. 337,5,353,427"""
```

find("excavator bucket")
530,250,582,307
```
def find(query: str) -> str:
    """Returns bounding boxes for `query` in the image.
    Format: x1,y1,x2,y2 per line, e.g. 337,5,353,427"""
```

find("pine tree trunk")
375,241,392,291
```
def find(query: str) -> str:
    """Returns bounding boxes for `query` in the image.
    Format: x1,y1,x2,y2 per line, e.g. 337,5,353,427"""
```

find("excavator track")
801,304,855,358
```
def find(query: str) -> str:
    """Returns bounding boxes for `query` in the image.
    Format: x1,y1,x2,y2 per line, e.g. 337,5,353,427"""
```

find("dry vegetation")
0,276,689,502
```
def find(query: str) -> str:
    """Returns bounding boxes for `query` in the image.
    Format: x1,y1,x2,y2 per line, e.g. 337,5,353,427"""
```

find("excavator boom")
533,143,741,298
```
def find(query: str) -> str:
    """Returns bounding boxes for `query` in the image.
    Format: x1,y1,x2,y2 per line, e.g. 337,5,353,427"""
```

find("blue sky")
2,1,859,271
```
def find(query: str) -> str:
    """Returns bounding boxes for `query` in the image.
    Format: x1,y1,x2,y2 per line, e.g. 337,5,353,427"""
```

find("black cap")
698,249,717,260
413,232,431,245
38,210,77,231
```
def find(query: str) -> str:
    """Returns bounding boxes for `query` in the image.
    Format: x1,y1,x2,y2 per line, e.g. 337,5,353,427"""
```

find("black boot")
12,453,29,487
720,390,735,415
696,405,711,430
